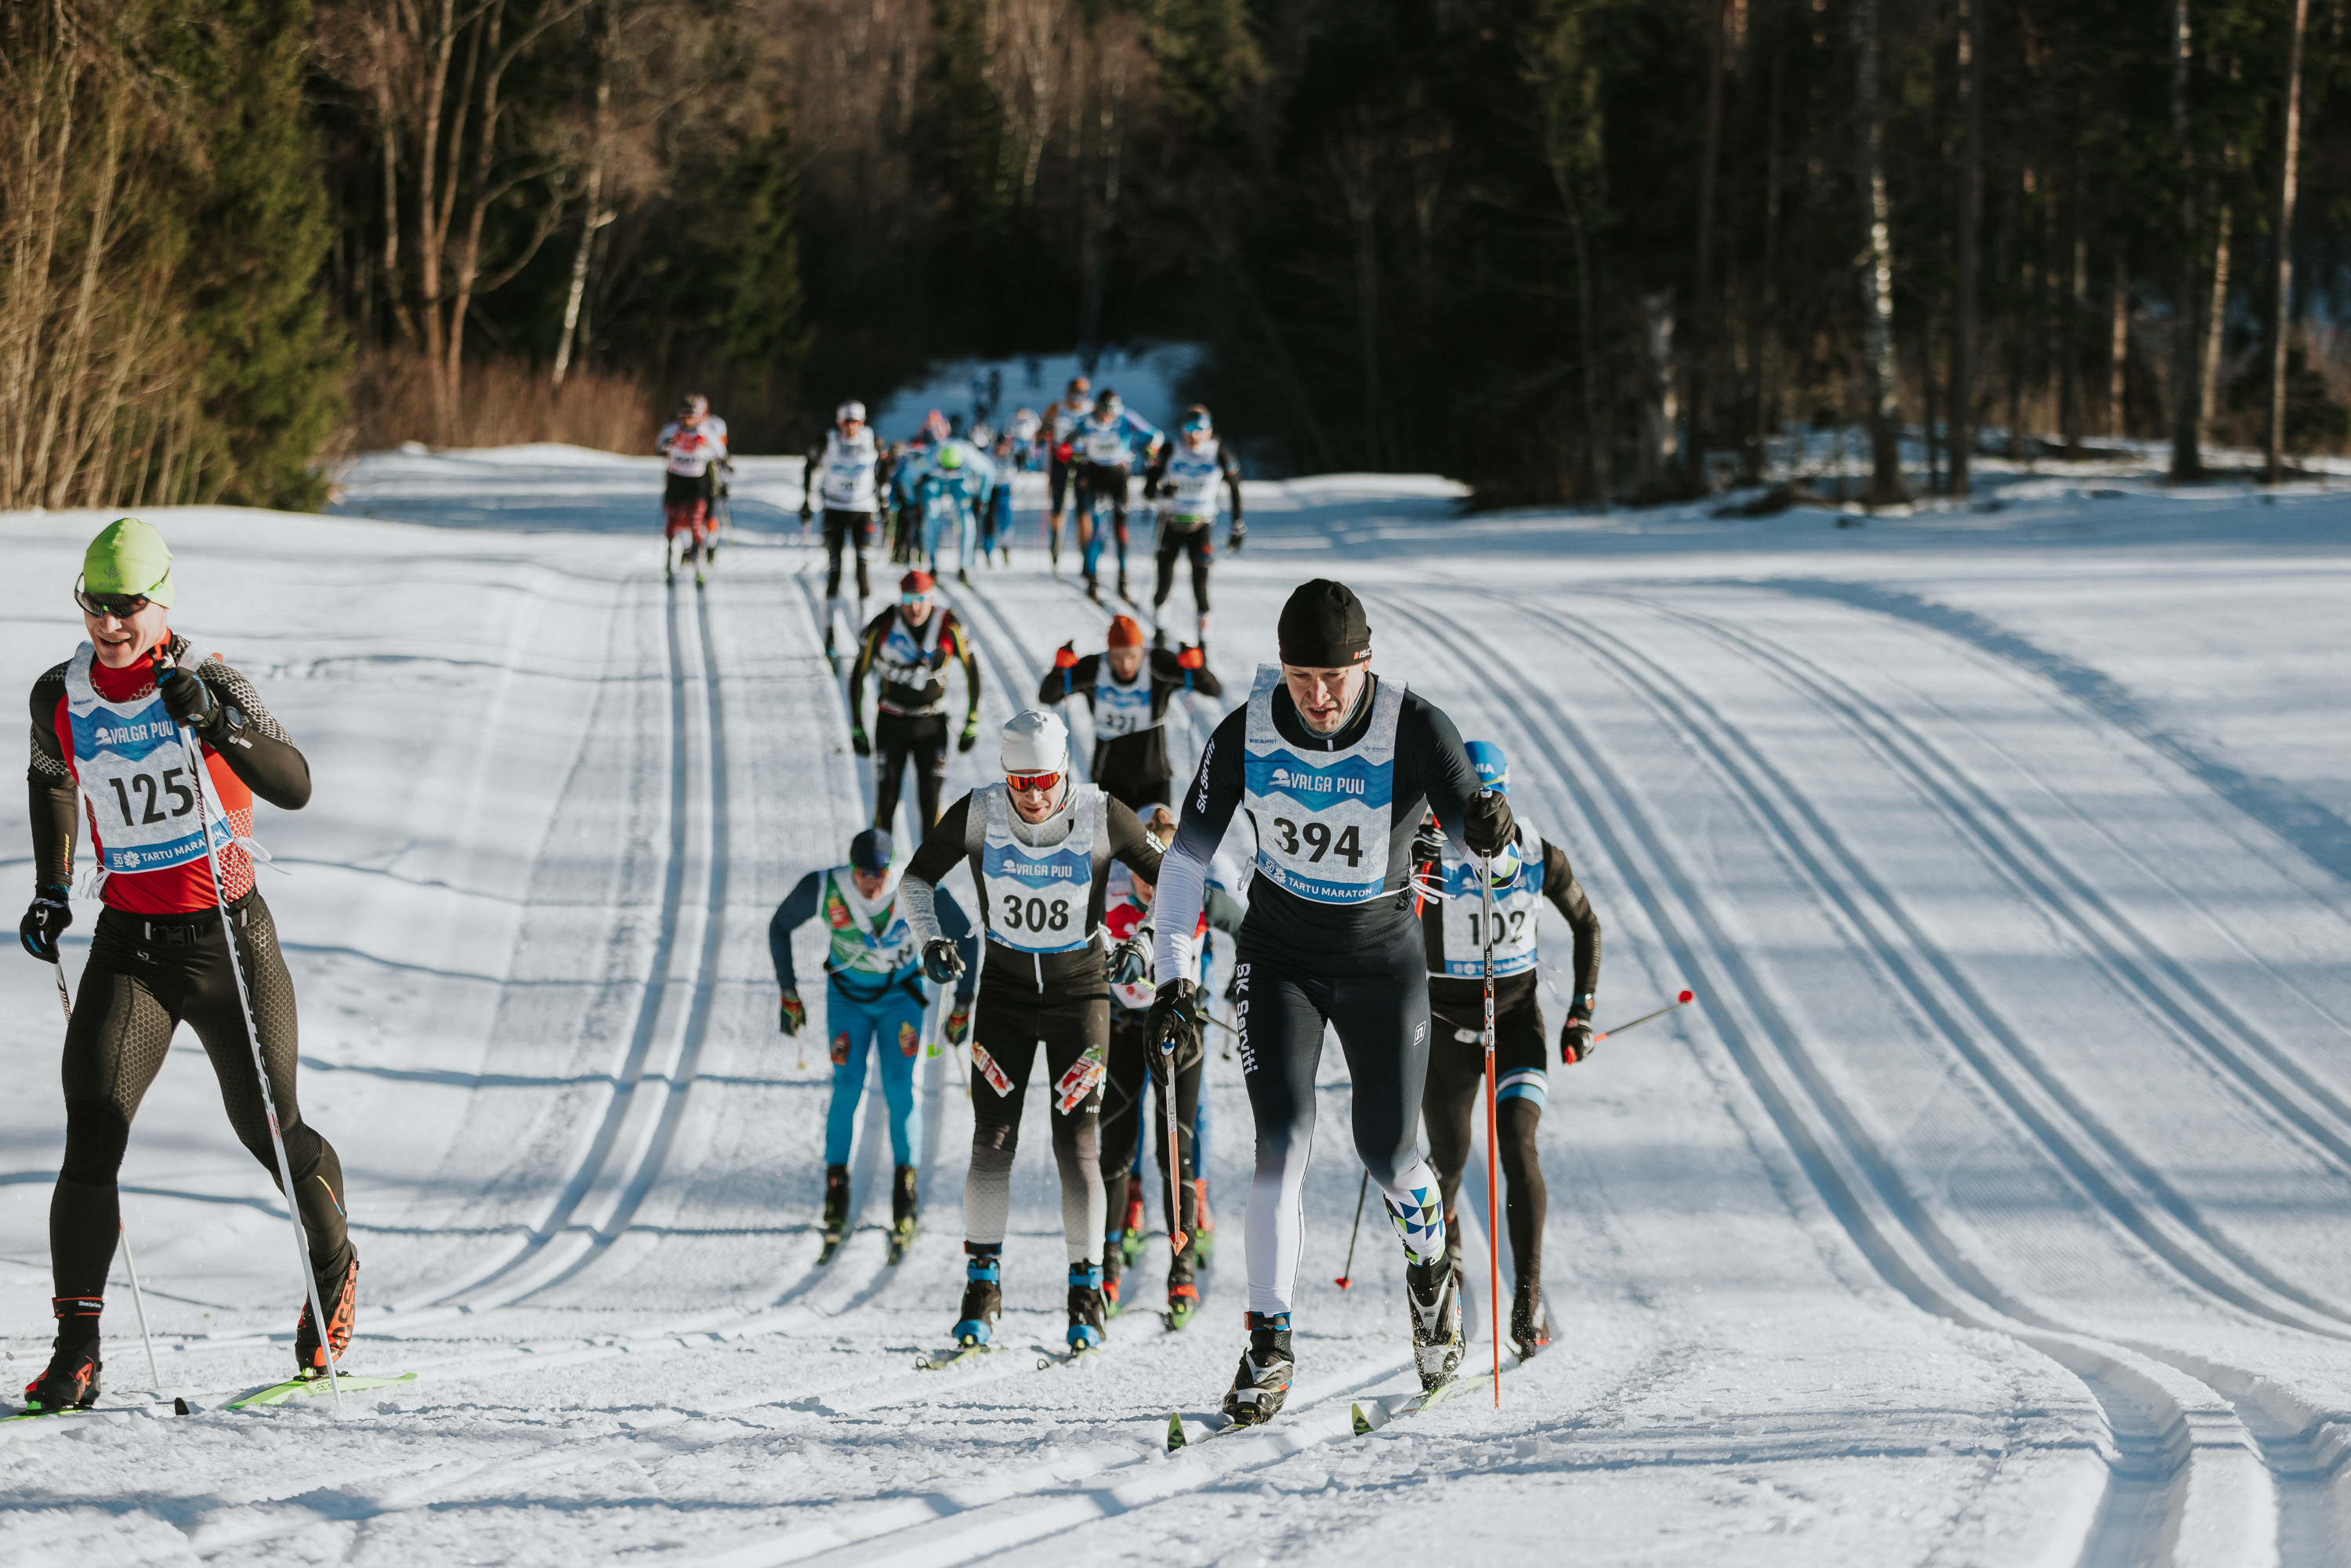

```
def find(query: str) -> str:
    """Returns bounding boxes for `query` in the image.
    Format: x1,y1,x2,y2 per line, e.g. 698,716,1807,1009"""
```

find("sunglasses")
1005,770,1062,794
74,585,152,619
900,592,933,608
1183,418,1211,433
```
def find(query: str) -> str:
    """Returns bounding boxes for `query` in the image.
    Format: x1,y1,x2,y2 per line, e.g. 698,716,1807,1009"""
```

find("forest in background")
4,0,2349,509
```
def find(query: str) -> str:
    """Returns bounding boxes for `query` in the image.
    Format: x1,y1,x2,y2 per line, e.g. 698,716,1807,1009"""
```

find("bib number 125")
107,768,196,827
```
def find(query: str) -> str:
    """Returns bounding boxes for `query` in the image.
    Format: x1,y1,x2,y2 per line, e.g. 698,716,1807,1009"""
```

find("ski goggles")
74,585,154,619
1004,770,1063,794
899,591,933,608
1182,415,1211,434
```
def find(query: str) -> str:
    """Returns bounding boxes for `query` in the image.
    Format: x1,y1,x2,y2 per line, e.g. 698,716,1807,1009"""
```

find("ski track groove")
1371,588,2278,1568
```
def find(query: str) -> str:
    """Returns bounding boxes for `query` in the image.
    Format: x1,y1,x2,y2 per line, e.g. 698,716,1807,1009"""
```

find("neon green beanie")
82,516,174,607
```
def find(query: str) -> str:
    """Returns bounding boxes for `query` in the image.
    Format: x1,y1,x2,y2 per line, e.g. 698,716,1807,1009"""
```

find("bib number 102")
1465,910,1527,946
999,894,1072,932
107,768,196,827
1271,818,1363,867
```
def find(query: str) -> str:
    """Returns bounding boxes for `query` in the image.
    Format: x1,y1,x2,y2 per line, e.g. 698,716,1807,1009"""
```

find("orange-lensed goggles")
1005,770,1062,794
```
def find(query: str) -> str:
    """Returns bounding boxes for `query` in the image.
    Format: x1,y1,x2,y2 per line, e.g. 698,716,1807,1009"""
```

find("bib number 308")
999,893,1072,932
107,768,196,827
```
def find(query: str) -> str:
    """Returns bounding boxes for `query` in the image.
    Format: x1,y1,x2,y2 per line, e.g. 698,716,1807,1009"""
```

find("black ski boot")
1220,1311,1293,1426
1407,1251,1464,1391
1067,1261,1107,1352
1116,571,1132,603
1165,1244,1200,1329
887,1164,918,1265
20,1297,102,1414
953,1245,1002,1346
294,1251,360,1377
817,1164,849,1262
1085,574,1102,603
1511,1277,1551,1360
1152,625,1168,651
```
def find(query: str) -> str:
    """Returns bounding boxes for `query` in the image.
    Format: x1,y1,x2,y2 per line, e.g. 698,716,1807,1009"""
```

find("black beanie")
1277,579,1372,668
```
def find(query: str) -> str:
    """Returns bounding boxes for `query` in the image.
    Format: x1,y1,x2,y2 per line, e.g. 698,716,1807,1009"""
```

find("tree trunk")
2107,253,2128,436
2262,0,2309,483
2060,193,2085,454
1950,0,1983,496
1852,0,1906,504
1682,0,1728,489
1330,122,1384,469
2201,200,2231,436
2166,0,2200,478
553,0,614,389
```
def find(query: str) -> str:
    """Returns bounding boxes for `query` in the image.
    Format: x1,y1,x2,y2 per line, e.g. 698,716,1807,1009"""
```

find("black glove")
779,989,806,1037
1143,477,1160,501
1410,814,1447,867
1561,1011,1594,1065
957,714,979,754
158,663,223,739
1227,523,1244,553
20,884,71,963
850,725,871,758
922,938,965,986
1143,979,1201,1084
1108,934,1150,988
1460,787,1512,858
799,501,813,521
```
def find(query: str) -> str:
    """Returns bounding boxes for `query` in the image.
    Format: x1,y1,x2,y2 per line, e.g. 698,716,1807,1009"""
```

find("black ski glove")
958,712,980,754
1108,933,1151,988
1143,979,1201,1083
1226,522,1244,553
158,663,224,740
1560,1006,1594,1065
922,938,965,987
850,725,871,758
20,884,71,963
779,988,806,1037
1410,813,1447,868
1459,788,1513,859
799,501,813,522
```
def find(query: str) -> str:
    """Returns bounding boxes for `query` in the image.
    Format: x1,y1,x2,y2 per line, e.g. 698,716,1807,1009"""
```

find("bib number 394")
107,767,197,827
1270,818,1362,867
998,893,1072,933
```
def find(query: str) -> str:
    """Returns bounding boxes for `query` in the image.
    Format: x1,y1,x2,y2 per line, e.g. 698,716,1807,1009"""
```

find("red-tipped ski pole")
1592,990,1697,1043
1480,856,1500,1405
1334,1171,1369,1288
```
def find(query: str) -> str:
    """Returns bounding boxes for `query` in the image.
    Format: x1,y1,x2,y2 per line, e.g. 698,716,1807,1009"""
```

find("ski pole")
51,958,71,1019
1333,1170,1369,1289
1480,856,1501,1404
1159,1037,1187,1255
164,657,340,1408
1593,990,1697,1043
117,1222,162,1391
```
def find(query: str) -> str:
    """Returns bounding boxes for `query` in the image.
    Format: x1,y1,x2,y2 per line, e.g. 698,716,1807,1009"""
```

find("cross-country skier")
770,827,978,1262
802,401,884,667
1097,805,1244,1324
1141,405,1244,655
896,710,1166,1353
1074,389,1164,603
846,570,981,836
913,441,993,586
1007,407,1041,471
16,519,357,1411
982,433,1018,566
1034,613,1222,810
1145,579,1513,1425
1042,377,1093,572
1413,741,1600,1360
657,393,729,585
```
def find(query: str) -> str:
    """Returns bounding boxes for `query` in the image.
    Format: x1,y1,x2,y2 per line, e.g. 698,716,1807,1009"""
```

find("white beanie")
1001,708,1070,775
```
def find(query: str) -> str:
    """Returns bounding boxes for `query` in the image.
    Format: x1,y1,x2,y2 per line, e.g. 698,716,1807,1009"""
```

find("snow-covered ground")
2,444,2349,1566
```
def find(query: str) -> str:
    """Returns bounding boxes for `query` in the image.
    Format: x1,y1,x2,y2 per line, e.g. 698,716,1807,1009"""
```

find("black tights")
1423,987,1549,1286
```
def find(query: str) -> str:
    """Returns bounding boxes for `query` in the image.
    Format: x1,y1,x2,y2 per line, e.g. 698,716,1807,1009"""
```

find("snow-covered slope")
2,444,2348,1565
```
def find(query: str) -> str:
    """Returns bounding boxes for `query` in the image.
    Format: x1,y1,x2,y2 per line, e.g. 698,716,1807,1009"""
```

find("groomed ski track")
3,447,2350,1563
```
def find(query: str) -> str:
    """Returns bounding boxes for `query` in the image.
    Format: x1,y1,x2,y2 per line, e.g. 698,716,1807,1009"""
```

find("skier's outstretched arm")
946,616,983,732
933,885,980,1000
191,658,310,809
1038,651,1097,707
1412,697,1512,857
769,871,823,993
897,793,976,947
1541,840,1602,1003
27,683,78,890
1151,708,1245,983
1103,795,1165,889
845,620,880,736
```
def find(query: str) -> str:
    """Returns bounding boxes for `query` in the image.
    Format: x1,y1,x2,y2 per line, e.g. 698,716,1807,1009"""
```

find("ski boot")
1067,1262,1107,1353
1121,1188,1148,1266
1220,1311,1293,1426
1406,1251,1464,1391
1152,624,1168,651
1165,1245,1200,1330
953,1246,1002,1346
886,1164,918,1265
1192,1180,1216,1260
294,1251,360,1377
20,1297,102,1414
1085,574,1101,603
1100,1238,1125,1320
957,568,973,587
1511,1278,1552,1360
1116,571,1132,603
817,1164,849,1262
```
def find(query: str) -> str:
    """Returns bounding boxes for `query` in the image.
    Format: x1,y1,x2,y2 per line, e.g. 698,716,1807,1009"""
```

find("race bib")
63,644,234,875
1241,664,1401,904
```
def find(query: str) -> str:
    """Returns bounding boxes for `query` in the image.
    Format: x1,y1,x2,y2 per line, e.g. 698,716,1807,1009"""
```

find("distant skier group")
14,415,1613,1436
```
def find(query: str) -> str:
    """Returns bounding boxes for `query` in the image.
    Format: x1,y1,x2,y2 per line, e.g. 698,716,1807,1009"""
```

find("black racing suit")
1418,828,1600,1291
1150,675,1511,1318
27,647,352,1323
846,606,980,835
1034,650,1226,812
899,786,1164,1270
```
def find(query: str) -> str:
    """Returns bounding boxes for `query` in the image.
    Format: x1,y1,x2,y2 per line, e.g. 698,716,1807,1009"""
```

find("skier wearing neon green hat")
912,440,993,586
16,519,357,1414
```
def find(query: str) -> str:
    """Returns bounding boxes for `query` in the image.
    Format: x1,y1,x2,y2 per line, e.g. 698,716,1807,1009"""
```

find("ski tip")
1166,1410,1186,1451
1351,1401,1373,1436
172,1396,189,1417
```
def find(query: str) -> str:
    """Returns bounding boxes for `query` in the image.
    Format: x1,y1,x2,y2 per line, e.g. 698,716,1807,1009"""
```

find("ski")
885,1220,916,1266
913,1342,994,1373
1162,1301,1197,1331
226,1372,418,1410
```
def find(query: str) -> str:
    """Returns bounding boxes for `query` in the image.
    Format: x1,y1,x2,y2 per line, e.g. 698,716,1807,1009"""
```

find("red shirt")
55,646,256,915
